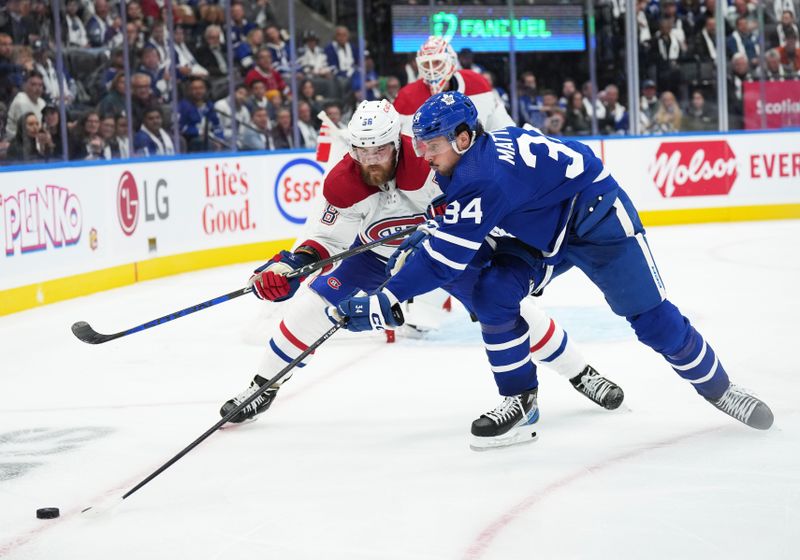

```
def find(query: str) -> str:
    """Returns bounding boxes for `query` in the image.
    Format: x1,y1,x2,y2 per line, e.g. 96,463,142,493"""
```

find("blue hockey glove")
385,219,440,276
249,249,317,302
332,291,405,332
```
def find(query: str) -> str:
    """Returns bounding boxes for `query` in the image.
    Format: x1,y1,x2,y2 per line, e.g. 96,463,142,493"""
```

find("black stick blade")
71,321,115,344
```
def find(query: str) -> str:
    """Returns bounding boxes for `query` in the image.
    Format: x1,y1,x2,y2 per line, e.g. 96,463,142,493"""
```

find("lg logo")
117,171,170,236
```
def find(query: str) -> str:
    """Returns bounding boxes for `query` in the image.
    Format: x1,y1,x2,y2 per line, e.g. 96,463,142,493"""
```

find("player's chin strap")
451,129,477,156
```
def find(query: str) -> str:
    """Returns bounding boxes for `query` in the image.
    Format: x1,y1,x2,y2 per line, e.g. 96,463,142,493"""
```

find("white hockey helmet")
348,99,402,165
416,36,458,94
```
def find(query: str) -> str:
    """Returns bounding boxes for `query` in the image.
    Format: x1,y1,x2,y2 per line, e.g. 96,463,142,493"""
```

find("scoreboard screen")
391,5,586,54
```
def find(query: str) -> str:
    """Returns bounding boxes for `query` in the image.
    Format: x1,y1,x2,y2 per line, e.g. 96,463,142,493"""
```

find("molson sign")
650,140,738,197
1,184,82,256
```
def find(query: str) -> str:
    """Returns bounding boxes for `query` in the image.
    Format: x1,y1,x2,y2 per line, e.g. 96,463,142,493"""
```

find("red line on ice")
462,425,724,560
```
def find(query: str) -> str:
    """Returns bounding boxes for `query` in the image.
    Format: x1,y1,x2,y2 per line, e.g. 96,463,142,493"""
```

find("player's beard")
359,160,396,187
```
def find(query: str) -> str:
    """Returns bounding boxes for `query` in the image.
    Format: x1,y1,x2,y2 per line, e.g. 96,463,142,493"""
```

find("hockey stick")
71,227,415,345
80,317,347,513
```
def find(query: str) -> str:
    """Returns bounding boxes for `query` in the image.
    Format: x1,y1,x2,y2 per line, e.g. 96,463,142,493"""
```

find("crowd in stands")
0,0,372,163
0,0,798,164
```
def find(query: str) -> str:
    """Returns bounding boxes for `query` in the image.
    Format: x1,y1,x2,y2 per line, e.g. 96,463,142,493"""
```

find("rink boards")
1,130,799,315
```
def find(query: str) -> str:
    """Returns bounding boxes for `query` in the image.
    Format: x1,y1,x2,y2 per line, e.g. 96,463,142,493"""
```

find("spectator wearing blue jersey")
134,106,175,156
350,53,380,102
264,24,291,79
179,77,222,152
727,15,759,66
234,27,265,73
86,0,121,49
230,2,256,47
336,91,775,446
518,72,543,128
0,33,24,101
325,25,359,80
598,84,629,134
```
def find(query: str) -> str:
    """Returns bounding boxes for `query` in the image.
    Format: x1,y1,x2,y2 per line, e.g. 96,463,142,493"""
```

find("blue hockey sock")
665,326,729,400
482,317,539,396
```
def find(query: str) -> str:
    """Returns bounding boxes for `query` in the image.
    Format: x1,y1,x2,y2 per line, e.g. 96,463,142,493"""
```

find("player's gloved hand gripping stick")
71,226,418,345
328,220,443,332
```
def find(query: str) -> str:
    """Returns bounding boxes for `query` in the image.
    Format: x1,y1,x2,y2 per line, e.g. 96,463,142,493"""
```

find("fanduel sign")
392,5,585,53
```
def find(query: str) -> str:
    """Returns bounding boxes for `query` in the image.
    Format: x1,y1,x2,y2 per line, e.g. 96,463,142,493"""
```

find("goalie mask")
416,36,458,95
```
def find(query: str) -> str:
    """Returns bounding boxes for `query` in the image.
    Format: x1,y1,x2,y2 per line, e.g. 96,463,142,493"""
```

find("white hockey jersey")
394,69,515,134
298,135,441,263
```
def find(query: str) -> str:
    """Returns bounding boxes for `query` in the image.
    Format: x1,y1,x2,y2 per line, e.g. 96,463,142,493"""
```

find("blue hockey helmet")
411,91,479,156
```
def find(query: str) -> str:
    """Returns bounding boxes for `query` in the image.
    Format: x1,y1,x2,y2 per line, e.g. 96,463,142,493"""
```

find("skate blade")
469,425,538,452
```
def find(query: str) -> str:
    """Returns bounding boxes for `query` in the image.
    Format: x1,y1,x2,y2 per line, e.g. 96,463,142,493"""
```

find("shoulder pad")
456,69,493,96
396,135,432,191
323,154,381,208
393,80,432,115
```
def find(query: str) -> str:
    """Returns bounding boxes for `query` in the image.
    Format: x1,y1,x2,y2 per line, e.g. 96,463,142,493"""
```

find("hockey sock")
520,299,587,378
665,326,730,400
482,317,539,397
256,289,335,381
628,300,730,400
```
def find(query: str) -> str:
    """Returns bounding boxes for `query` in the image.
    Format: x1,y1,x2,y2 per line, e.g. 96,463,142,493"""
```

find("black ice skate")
220,375,280,424
707,384,774,430
570,365,624,410
470,388,539,451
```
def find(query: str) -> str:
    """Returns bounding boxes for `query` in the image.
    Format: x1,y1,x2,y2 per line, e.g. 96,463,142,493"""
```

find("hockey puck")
36,507,60,519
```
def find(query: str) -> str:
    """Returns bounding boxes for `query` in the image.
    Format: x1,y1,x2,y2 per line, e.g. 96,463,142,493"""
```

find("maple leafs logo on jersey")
413,111,421,123
442,93,455,105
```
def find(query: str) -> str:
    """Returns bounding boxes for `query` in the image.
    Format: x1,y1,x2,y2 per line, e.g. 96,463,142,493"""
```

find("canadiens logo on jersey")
327,277,342,290
362,215,427,246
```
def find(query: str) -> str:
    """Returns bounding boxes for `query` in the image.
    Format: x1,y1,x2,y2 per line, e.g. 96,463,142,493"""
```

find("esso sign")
650,141,738,197
274,158,324,224
117,170,139,235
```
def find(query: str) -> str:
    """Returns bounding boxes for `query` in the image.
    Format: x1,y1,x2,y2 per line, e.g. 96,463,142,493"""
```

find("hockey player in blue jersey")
334,91,774,449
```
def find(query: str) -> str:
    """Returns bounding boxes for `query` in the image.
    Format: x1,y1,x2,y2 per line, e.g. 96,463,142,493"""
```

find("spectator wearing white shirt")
6,70,46,138
174,26,208,78
64,0,89,48
32,40,76,105
297,100,318,147
214,84,252,146
298,30,332,79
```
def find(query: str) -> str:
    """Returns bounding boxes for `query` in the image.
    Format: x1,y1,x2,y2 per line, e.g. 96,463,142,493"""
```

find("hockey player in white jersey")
220,100,624,424
394,36,513,134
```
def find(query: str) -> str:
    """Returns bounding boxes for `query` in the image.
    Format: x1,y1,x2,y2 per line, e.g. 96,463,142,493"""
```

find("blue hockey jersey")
385,126,619,303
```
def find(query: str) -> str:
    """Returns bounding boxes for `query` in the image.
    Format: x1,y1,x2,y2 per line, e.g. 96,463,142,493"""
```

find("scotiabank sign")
650,140,737,197
744,81,800,129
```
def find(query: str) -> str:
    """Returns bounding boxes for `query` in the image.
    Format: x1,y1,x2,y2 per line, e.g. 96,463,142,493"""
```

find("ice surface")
1,220,798,559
